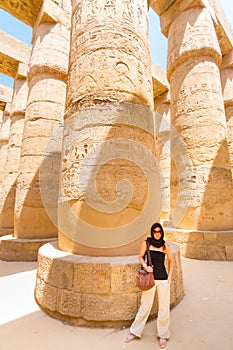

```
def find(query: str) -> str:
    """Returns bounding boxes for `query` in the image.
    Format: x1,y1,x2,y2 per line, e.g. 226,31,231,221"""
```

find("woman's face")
153,227,162,240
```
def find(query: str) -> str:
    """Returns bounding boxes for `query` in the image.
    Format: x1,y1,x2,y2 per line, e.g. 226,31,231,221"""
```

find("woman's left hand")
146,266,153,273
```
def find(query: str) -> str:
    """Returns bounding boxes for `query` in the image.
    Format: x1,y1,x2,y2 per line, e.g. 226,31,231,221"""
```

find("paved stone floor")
0,257,232,350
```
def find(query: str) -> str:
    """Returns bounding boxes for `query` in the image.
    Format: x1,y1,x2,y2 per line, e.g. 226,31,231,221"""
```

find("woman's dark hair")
147,222,165,248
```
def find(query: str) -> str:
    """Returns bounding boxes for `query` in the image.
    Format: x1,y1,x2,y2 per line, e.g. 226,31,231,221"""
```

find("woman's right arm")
138,240,153,273
138,240,147,266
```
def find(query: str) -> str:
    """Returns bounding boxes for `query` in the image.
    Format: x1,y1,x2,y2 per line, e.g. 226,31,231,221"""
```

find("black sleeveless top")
146,250,168,280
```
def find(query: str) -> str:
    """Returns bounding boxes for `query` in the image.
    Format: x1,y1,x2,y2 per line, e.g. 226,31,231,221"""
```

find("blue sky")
0,0,232,88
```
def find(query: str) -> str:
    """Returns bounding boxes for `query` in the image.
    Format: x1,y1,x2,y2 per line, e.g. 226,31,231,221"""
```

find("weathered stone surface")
150,0,233,56
221,55,233,178
74,263,111,294
14,2,71,239
168,7,233,230
34,241,184,326
0,65,28,229
0,234,57,261
165,228,233,260
154,92,170,223
0,104,12,193
0,228,13,237
58,0,160,256
56,289,81,317
226,245,233,260
35,277,57,311
110,263,139,294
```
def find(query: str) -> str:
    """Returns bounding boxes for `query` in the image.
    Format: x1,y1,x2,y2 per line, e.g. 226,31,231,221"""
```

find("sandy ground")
0,257,232,350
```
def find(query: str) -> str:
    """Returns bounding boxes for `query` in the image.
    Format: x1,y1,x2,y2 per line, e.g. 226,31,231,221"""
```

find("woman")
125,222,173,348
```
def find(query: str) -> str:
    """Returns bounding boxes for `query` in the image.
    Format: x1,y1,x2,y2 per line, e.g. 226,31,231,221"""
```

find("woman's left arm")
165,242,173,283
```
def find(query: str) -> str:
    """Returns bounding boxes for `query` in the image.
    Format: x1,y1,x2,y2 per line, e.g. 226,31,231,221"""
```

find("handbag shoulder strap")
146,240,153,266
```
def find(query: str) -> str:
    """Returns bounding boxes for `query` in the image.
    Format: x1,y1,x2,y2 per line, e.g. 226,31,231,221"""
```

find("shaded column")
0,103,11,189
58,0,158,256
0,63,28,230
167,7,233,231
14,0,71,239
221,51,233,179
154,92,171,224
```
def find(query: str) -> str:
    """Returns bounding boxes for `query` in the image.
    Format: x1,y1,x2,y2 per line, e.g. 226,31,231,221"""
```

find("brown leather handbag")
135,240,155,291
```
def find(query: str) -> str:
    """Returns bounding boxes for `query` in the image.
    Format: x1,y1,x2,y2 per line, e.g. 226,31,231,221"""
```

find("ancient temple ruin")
0,0,232,326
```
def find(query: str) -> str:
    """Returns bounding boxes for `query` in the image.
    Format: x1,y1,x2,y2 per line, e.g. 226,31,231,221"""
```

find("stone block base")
0,234,57,261
34,241,184,327
165,228,233,260
0,228,14,237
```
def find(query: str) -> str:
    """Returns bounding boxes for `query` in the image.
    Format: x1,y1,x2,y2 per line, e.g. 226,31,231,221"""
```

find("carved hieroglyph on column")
14,4,71,239
58,0,160,256
0,64,28,229
154,93,170,224
167,7,233,230
221,52,233,179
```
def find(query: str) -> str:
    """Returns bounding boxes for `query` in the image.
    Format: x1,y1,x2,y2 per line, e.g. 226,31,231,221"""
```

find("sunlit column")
58,0,156,256
167,7,233,230
14,0,71,238
0,63,28,229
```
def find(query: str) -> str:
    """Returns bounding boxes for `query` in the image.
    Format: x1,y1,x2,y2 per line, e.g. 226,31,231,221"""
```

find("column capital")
150,0,233,56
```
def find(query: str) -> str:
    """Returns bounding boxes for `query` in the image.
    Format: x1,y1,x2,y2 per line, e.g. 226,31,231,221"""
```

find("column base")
34,241,184,327
0,228,14,237
165,227,233,260
0,234,57,261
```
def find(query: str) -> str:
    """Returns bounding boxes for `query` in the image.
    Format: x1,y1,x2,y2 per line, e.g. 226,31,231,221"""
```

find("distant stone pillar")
0,109,3,126
165,7,233,259
0,63,28,230
154,92,171,224
14,1,71,239
221,51,233,179
0,108,5,185
58,0,158,256
0,103,11,188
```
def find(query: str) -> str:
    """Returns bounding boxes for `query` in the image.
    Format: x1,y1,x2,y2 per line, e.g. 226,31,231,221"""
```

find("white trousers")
130,279,170,339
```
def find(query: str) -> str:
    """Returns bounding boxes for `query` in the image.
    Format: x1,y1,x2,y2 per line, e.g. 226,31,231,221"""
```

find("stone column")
165,7,233,259
154,92,171,225
0,63,28,231
221,51,233,179
58,0,158,256
14,0,71,239
35,0,185,327
0,103,11,189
